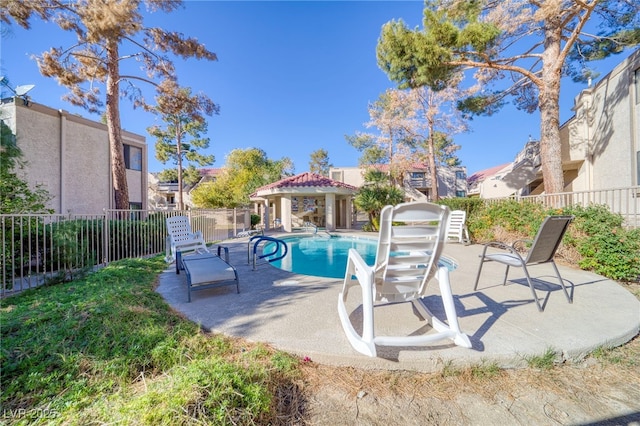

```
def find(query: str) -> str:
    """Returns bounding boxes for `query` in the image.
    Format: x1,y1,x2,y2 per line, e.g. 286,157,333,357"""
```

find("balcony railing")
491,186,640,229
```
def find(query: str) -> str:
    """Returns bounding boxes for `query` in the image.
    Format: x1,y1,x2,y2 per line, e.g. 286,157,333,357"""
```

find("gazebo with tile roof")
250,172,358,232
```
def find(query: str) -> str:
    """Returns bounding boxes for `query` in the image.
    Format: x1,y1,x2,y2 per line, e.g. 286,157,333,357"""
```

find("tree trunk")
539,24,565,195
105,39,130,209
177,120,184,211
427,120,439,201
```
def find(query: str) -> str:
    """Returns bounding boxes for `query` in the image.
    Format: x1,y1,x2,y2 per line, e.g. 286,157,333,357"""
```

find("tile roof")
199,168,222,176
253,172,357,194
467,163,511,184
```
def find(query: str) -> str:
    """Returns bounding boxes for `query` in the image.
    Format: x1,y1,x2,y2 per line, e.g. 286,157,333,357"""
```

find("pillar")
325,193,336,231
281,195,292,232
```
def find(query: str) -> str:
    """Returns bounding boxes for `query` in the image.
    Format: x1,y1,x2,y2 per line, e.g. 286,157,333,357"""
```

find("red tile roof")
467,163,511,184
199,168,222,176
253,172,357,194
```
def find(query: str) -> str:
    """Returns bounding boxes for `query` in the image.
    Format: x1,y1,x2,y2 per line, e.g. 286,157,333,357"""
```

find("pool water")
267,235,456,279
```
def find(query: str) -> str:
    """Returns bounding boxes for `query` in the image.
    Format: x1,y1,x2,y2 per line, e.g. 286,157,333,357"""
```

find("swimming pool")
267,235,457,279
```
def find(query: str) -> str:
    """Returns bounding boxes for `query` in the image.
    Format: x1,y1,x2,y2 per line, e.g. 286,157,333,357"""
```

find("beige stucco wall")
330,167,365,187
564,49,640,190
330,165,468,199
1,99,147,213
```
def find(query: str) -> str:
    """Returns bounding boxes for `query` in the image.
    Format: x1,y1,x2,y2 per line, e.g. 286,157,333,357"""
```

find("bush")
563,204,640,282
468,199,548,242
251,214,261,229
466,200,640,283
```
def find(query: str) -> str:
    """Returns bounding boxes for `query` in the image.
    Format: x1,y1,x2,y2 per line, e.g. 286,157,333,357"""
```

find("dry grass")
289,281,640,424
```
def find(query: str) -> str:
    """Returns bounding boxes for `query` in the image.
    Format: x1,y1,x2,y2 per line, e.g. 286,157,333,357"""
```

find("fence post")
234,208,237,236
103,209,109,265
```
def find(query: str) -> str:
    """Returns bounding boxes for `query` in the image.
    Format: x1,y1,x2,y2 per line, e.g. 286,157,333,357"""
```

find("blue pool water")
267,235,456,279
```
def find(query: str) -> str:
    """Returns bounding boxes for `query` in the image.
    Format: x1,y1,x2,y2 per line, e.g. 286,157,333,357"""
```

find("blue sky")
1,1,635,176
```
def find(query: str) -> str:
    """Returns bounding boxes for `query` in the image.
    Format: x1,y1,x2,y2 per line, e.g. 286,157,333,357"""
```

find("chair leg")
337,252,377,357
551,261,573,304
473,259,484,291
502,265,510,285
521,267,543,312
435,267,472,348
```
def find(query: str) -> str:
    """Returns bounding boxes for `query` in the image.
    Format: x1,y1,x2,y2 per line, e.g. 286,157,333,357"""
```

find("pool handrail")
248,235,289,270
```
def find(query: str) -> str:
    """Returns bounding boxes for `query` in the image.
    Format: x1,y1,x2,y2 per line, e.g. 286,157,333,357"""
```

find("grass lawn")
0,257,303,425
2,255,638,425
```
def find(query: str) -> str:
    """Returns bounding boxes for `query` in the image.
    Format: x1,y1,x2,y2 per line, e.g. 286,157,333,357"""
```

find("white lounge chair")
337,201,472,357
165,216,208,263
474,215,574,312
446,210,470,244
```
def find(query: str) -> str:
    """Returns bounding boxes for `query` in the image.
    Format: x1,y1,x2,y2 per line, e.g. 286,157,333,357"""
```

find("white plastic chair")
337,201,472,357
165,216,208,263
446,210,470,244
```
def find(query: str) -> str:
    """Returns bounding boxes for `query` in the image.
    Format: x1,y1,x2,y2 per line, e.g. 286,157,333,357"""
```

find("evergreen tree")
148,82,217,210
3,0,218,208
309,149,332,176
377,0,639,194
0,120,51,214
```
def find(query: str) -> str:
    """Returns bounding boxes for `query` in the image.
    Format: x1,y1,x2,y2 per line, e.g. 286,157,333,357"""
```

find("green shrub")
468,199,548,242
251,214,261,229
562,204,640,282
466,200,640,283
437,197,485,217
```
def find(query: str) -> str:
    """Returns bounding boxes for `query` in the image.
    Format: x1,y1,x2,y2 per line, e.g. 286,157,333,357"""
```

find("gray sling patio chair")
473,215,574,312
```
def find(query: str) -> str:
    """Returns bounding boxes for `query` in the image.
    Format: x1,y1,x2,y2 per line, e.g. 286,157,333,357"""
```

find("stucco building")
563,48,640,191
469,48,640,198
1,98,147,213
329,164,468,200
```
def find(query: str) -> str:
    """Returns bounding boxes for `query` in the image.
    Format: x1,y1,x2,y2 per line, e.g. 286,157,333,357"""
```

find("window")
456,191,466,198
129,202,142,210
455,171,466,180
331,171,343,182
411,172,425,179
124,144,142,171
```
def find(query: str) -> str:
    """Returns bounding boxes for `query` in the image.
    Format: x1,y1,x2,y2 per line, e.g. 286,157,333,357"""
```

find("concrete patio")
156,233,640,372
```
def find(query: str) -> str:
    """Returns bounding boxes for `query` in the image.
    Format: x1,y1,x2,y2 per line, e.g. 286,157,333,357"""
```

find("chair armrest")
512,239,533,253
346,248,374,287
480,241,526,264
480,241,524,258
483,241,517,252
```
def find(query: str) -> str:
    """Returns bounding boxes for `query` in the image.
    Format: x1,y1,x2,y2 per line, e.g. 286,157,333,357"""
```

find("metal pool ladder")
248,235,288,270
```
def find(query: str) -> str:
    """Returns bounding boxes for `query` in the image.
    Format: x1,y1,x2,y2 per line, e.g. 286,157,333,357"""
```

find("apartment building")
468,49,640,198
329,164,468,200
1,97,147,213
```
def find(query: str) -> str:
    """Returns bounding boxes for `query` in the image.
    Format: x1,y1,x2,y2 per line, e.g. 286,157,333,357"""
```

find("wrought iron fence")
1,208,251,297
3,187,638,296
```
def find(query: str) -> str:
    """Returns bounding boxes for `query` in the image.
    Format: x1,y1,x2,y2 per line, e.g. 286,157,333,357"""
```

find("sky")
1,1,636,176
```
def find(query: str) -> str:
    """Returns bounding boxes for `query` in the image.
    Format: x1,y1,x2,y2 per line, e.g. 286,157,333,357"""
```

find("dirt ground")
297,283,640,426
